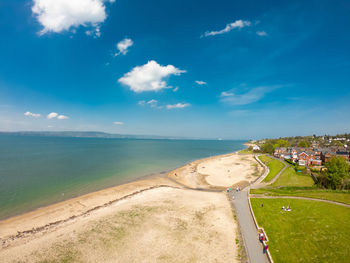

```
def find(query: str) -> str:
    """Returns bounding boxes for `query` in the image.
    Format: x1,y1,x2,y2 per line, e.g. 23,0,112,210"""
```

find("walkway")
230,188,269,263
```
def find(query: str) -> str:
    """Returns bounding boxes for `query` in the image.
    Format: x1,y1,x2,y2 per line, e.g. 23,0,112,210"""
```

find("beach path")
231,188,269,263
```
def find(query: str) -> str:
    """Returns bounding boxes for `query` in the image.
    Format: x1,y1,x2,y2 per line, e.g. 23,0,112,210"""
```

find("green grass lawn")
258,155,285,182
239,148,254,154
251,198,350,263
250,187,350,205
272,166,314,187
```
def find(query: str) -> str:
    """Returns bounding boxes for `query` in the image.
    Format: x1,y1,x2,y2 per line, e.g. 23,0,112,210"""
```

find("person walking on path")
263,244,268,254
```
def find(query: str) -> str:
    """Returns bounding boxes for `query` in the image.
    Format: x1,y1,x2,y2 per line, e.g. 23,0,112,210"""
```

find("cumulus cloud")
195,80,207,85
118,60,186,92
24,111,41,118
47,112,58,119
166,103,191,109
47,112,69,119
115,38,133,56
256,31,267,36
220,86,279,105
32,0,113,35
202,20,251,37
113,121,124,125
57,115,69,120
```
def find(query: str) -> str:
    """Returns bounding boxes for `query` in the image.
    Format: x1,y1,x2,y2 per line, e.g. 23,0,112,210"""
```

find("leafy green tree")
325,156,350,189
298,141,310,148
262,143,274,154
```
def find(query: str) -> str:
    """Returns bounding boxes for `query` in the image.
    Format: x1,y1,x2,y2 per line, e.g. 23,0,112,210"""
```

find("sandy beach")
0,152,261,262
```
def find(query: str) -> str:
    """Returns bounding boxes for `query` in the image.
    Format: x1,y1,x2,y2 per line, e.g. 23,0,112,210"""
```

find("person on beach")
236,186,239,192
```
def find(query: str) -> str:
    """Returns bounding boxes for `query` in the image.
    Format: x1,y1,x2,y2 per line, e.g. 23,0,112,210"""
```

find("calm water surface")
0,135,245,219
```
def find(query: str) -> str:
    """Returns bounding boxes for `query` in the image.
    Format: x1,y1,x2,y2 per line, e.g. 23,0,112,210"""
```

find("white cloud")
115,38,133,56
57,115,69,120
24,111,41,118
173,87,179,92
202,20,251,37
47,112,69,119
195,80,207,85
138,99,163,109
166,103,191,109
221,91,234,97
47,112,58,119
147,99,158,107
256,31,267,36
113,121,124,125
32,0,113,35
118,60,186,93
220,86,279,105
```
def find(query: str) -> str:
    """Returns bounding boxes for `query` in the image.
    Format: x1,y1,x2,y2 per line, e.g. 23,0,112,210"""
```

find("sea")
0,135,245,220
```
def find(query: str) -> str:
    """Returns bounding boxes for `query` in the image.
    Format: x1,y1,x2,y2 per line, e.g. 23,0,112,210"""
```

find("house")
252,145,261,151
274,147,287,158
336,150,350,161
298,150,322,166
280,152,291,159
290,148,300,163
298,152,309,166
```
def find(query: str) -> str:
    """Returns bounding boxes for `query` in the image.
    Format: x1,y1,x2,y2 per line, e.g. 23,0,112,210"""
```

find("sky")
0,0,349,140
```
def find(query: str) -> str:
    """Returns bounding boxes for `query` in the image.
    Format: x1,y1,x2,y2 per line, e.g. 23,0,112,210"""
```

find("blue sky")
0,0,349,139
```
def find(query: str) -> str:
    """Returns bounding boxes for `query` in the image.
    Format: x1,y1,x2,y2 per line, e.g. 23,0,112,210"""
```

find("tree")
262,143,274,154
298,141,309,148
325,156,350,189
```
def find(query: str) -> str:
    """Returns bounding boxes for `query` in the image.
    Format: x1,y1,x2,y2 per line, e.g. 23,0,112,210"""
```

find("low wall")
247,196,274,263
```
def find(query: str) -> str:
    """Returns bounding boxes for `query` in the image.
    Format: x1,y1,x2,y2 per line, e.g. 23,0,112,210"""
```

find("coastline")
0,149,261,262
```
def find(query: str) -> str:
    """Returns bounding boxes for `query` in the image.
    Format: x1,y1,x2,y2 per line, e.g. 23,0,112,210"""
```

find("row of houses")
274,147,350,166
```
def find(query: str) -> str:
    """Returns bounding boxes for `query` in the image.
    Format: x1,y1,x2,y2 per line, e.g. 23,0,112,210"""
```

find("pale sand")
1,187,238,263
0,152,261,262
168,153,262,189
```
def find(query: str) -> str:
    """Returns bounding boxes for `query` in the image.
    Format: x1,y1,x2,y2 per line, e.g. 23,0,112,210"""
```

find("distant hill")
0,131,207,140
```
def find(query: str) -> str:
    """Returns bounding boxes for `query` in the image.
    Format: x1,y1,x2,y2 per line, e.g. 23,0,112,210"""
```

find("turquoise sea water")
0,135,245,220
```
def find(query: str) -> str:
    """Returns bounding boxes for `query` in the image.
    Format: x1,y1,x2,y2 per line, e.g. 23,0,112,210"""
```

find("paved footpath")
231,188,269,263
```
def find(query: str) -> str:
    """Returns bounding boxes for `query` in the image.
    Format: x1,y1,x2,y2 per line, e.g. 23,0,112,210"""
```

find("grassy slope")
250,187,350,205
272,166,314,187
258,155,285,182
251,198,350,263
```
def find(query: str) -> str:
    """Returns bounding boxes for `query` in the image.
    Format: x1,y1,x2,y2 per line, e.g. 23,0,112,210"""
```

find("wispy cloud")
256,31,267,36
113,121,124,125
32,0,114,36
115,38,133,56
220,86,279,105
195,80,207,85
138,99,163,109
24,111,41,118
202,20,251,37
220,91,234,97
118,60,186,92
166,103,191,109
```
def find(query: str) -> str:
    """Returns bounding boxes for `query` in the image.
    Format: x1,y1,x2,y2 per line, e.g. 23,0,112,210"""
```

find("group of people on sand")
226,186,240,193
281,205,292,211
